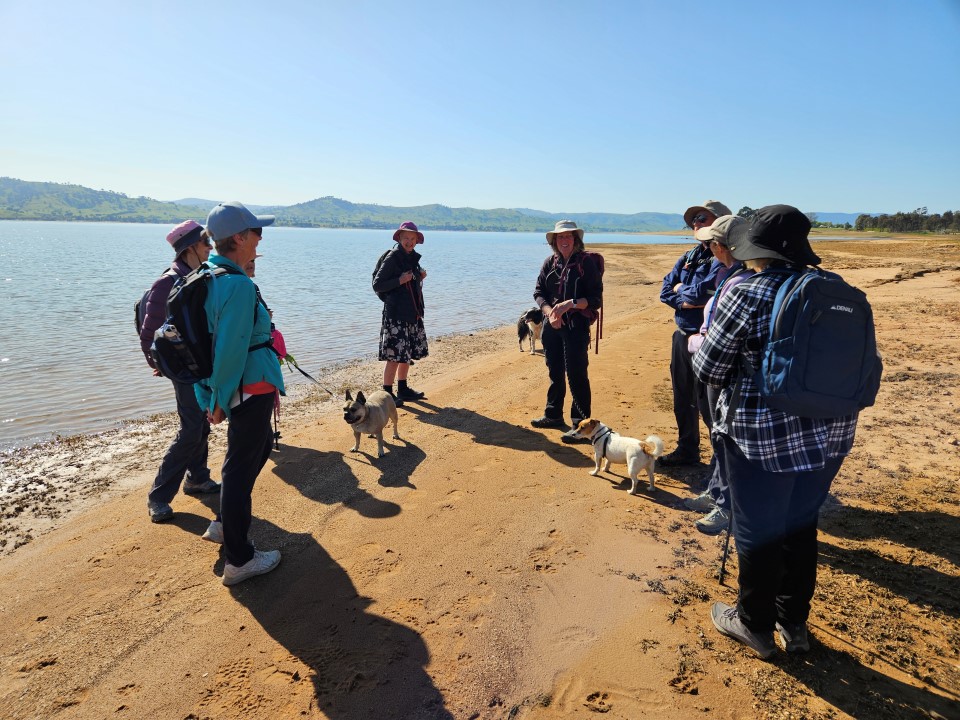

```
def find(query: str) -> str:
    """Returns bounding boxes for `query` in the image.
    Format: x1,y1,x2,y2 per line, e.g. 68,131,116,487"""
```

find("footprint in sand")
584,690,612,712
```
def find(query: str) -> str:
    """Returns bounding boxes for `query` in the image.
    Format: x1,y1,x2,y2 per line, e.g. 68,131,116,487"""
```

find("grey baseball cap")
205,201,275,241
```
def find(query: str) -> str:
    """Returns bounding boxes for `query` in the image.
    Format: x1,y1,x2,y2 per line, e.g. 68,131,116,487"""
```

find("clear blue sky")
2,0,958,215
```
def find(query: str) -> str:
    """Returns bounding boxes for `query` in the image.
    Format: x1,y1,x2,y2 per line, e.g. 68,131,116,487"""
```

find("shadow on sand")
227,520,453,719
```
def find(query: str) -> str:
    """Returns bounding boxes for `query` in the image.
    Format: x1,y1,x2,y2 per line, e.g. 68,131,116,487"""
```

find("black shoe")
560,428,590,444
530,416,566,429
658,450,699,467
147,501,174,523
397,386,425,401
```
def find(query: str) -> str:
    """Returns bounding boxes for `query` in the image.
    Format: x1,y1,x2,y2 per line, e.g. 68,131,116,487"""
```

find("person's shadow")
271,445,406,519
774,639,958,719
404,402,594,470
226,520,454,719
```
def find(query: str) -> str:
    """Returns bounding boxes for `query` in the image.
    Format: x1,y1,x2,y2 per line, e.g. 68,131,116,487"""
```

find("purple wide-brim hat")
393,221,424,244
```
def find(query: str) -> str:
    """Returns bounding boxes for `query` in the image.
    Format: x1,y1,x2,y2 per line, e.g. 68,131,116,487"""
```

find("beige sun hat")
694,215,744,245
546,219,585,243
683,200,733,228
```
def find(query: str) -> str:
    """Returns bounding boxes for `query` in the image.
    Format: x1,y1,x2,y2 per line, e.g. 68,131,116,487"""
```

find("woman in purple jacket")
139,220,219,523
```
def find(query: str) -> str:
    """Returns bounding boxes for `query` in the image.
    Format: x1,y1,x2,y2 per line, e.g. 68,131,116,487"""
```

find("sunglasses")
691,213,709,225
247,227,263,237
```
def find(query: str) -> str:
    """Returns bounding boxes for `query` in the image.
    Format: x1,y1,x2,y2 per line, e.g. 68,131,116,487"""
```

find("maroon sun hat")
392,221,424,244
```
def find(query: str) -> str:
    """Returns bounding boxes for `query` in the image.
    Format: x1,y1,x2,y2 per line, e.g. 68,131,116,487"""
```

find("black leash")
284,357,335,397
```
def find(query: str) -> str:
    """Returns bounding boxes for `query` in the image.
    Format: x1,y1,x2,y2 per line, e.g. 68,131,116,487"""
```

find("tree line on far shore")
737,205,959,234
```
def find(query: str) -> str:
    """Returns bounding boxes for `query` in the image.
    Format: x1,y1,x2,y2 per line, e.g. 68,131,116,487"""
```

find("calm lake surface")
0,221,691,449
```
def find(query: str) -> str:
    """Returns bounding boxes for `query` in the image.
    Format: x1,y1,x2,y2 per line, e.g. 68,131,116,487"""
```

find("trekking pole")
718,507,734,585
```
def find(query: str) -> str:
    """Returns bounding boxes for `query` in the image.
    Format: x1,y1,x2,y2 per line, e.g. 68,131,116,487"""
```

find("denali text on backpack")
150,263,247,384
741,268,882,419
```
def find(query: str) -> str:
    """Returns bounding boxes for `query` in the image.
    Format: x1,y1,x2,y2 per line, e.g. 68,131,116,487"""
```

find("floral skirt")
378,315,429,363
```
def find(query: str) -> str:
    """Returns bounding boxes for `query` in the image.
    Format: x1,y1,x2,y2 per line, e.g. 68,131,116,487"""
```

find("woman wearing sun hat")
141,220,219,524
531,220,603,442
693,204,863,658
372,221,429,405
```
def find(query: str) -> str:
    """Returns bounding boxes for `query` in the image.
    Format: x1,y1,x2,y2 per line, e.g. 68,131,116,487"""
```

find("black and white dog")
517,307,544,354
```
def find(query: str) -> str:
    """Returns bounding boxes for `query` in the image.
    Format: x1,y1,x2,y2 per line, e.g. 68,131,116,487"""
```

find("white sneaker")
695,506,731,536
201,520,223,544
684,490,716,513
222,549,281,586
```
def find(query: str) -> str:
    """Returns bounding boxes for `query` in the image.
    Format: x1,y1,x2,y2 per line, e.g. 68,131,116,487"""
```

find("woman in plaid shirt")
693,205,860,659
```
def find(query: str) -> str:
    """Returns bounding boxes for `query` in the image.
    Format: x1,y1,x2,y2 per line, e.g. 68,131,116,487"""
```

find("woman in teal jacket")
196,201,285,587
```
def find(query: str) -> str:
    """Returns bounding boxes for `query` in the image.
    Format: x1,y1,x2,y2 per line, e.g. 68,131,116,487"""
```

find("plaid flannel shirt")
692,270,859,473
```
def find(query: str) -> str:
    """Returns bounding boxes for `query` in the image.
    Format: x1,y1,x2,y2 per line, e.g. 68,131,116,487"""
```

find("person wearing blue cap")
197,201,286,586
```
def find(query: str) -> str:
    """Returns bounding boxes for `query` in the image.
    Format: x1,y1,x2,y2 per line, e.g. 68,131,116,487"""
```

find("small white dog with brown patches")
570,419,664,494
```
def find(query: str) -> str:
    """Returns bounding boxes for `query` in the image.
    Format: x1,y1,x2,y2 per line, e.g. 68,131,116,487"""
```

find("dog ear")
357,391,366,404
345,390,352,401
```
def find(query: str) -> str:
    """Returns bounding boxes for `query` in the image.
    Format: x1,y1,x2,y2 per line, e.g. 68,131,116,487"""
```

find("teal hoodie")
194,255,285,418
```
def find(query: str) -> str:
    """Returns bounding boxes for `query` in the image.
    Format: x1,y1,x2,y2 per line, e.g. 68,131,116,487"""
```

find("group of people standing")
527,204,863,659
139,201,864,661
138,209,431,586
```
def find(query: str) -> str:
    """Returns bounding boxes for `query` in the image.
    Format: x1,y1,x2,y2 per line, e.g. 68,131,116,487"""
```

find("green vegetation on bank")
853,207,959,234
0,177,682,233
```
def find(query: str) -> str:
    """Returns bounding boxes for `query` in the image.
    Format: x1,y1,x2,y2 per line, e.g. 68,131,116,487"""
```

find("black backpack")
134,268,176,334
371,249,391,301
733,268,882,419
150,263,248,384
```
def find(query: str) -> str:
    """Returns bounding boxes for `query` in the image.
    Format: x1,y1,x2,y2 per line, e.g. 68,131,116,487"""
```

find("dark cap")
727,204,821,266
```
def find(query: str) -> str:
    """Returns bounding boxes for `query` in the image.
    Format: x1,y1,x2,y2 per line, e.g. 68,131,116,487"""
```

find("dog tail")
643,435,664,458
517,316,529,346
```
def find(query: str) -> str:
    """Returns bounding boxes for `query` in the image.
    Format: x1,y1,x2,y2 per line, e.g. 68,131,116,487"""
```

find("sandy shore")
1,239,958,719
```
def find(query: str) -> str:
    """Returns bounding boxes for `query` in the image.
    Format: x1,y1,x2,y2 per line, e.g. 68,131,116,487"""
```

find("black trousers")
719,434,844,632
220,393,275,567
148,380,211,504
541,321,591,423
670,329,712,455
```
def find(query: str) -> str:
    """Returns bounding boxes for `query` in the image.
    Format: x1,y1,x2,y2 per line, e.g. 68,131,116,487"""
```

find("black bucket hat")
727,204,821,266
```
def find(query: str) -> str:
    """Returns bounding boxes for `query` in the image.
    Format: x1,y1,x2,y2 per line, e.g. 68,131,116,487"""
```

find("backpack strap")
721,268,798,426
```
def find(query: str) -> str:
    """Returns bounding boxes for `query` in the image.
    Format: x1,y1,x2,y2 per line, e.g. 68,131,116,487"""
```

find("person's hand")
419,268,427,280
208,405,226,425
547,304,564,328
673,282,683,293
400,271,414,284
152,368,161,377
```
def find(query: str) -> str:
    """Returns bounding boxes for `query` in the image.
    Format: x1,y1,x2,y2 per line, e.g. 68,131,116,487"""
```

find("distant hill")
0,176,686,232
171,198,274,213
812,212,870,225
0,177,201,223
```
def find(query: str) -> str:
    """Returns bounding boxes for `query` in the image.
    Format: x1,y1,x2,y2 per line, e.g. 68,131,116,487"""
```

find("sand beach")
1,239,958,719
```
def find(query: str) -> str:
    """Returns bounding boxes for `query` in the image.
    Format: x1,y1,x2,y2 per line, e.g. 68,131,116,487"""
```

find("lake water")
0,221,691,449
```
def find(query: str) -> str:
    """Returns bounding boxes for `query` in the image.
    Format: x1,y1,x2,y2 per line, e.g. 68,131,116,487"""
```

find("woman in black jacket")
532,220,603,443
372,221,428,405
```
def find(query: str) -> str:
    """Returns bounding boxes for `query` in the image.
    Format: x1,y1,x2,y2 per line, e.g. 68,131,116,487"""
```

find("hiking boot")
397,386,425,401
684,490,716,513
147,501,174,523
222,549,281,586
711,602,776,659
658,450,699,467
776,622,811,653
695,506,731,535
183,479,221,495
560,428,590,444
385,391,404,408
530,416,566,429
201,520,224,544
